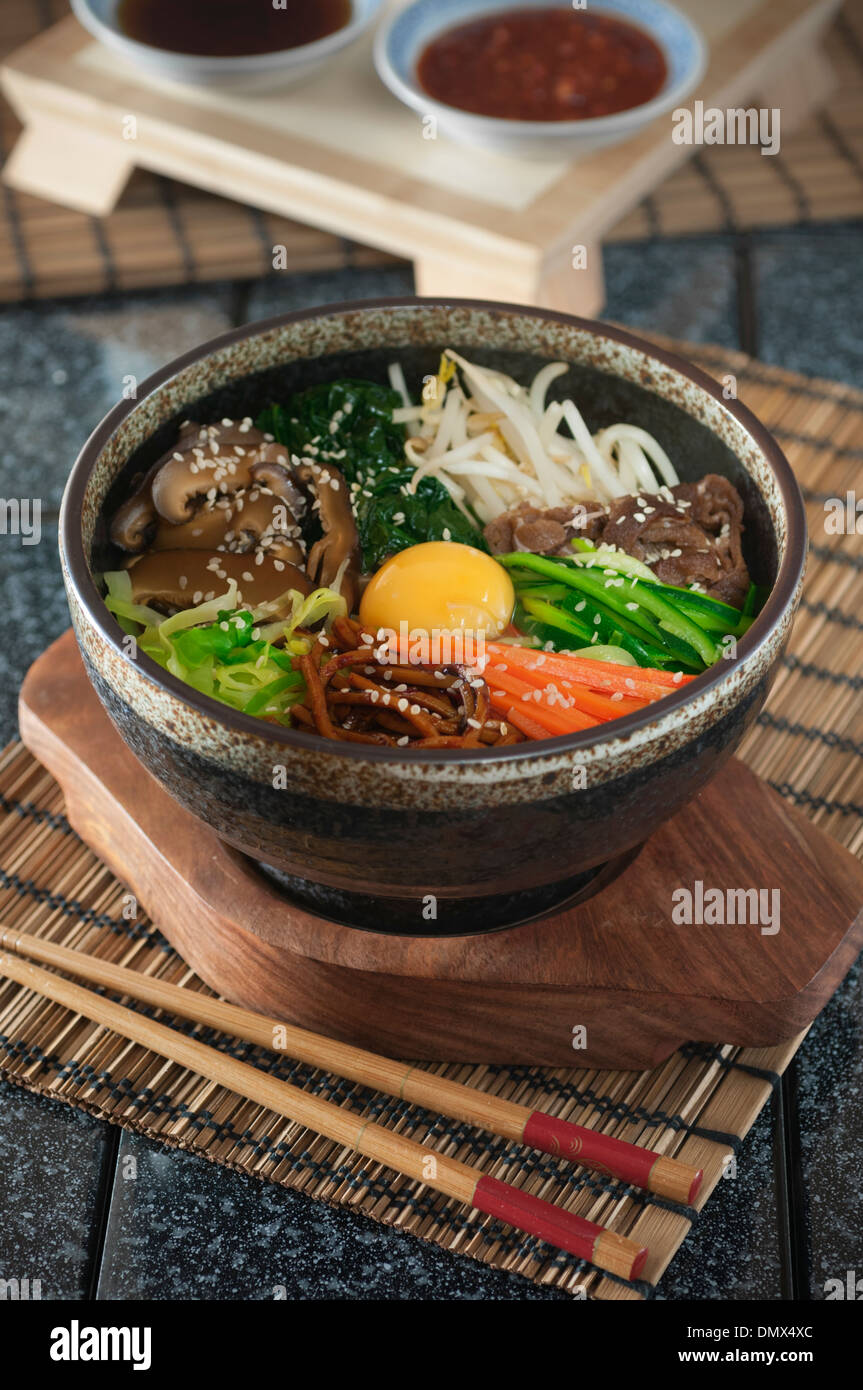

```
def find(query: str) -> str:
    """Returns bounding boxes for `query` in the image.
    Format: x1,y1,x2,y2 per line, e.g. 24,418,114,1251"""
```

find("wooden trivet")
18,630,863,1070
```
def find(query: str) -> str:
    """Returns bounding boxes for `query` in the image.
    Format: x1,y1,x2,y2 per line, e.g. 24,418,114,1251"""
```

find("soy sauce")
117,0,353,58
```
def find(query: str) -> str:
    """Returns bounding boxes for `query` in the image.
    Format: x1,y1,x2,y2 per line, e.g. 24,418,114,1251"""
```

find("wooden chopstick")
0,942,648,1281
0,927,701,1205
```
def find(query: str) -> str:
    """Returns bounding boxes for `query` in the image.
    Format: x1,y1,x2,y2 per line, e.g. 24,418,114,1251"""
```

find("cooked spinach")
257,379,485,572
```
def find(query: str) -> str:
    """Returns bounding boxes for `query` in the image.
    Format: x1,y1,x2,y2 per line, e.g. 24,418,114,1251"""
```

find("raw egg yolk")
359,541,515,640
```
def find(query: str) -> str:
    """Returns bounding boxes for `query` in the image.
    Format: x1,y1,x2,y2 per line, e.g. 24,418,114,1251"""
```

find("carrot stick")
556,684,645,720
486,644,691,699
501,705,558,741
486,668,599,734
489,665,645,723
487,688,594,737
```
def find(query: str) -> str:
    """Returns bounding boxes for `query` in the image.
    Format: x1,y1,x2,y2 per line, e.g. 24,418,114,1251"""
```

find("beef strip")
607,474,750,607
484,473,751,607
483,501,606,556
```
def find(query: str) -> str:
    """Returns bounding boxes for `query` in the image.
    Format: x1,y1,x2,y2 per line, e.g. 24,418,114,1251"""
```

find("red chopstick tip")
630,1244,649,1280
688,1168,704,1204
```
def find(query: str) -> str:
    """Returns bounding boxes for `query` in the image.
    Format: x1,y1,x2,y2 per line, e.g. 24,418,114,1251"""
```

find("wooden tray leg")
2,116,133,215
414,243,605,317
757,45,836,137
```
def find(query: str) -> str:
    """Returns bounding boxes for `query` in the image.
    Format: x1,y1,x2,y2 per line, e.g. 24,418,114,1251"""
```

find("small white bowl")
71,0,384,92
374,0,706,158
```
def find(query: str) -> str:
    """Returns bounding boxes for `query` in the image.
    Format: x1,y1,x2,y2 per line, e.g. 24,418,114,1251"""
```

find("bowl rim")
60,295,807,766
70,0,382,73
373,0,707,139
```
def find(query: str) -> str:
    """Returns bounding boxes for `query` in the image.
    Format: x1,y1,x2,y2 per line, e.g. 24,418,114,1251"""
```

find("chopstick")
1,927,701,1204
0,940,648,1281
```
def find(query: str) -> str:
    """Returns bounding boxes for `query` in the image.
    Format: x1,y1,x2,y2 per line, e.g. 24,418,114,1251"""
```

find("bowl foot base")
252,844,643,936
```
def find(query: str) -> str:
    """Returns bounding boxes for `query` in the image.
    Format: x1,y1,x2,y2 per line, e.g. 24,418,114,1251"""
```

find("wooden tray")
18,630,863,1071
0,0,840,316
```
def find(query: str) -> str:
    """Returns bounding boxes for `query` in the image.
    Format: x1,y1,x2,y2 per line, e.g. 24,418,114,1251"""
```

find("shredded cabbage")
103,572,346,725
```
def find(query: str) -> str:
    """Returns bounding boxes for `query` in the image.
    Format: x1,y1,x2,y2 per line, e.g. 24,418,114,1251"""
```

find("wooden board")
3,0,863,304
0,0,841,315
18,629,863,1071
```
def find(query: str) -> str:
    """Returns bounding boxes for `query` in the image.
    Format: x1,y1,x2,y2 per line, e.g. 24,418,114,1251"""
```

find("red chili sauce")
416,8,668,122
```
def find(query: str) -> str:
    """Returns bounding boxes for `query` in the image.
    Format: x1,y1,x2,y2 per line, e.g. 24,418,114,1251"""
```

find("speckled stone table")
1,223,861,1300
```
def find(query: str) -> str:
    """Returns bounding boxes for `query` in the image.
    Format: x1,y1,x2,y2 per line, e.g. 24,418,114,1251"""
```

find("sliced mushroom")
109,418,361,618
126,548,312,614
110,419,266,549
150,486,306,567
110,485,158,552
293,460,361,611
251,449,308,519
150,420,269,524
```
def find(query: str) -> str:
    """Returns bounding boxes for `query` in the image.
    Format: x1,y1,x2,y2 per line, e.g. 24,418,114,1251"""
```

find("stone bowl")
59,298,807,935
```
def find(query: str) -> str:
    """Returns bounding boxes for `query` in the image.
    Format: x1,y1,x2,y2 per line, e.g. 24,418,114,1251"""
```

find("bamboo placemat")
2,0,863,303
1,344,861,1300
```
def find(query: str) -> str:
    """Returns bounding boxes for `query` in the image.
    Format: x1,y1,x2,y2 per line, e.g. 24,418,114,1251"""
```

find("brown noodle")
290,617,523,748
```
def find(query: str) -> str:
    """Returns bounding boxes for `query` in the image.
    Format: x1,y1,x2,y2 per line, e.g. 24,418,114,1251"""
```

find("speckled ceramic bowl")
60,299,806,935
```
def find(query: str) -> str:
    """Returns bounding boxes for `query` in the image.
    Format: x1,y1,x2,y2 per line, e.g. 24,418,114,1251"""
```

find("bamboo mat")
1,344,860,1298
2,0,863,302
